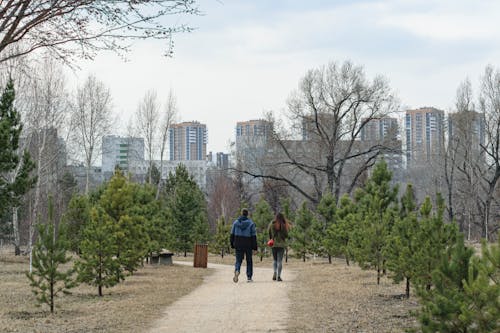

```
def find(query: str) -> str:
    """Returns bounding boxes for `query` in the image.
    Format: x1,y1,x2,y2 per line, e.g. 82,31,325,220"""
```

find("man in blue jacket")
230,208,257,283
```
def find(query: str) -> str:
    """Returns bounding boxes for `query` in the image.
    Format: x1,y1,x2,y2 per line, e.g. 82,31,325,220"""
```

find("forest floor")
1,247,420,332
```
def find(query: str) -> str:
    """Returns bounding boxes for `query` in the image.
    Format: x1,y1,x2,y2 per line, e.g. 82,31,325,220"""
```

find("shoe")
233,271,239,283
247,278,253,282
272,272,276,281
277,276,283,282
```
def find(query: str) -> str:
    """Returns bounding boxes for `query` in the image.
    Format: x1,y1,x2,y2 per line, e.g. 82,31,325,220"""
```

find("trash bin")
193,243,208,268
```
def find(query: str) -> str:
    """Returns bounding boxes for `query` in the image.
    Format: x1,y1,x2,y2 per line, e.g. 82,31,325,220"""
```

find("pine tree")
253,197,274,261
27,197,76,313
289,201,315,262
324,194,357,266
164,165,208,256
460,238,500,332
76,207,122,296
417,234,475,333
0,79,35,248
63,194,91,253
212,216,231,258
384,184,420,298
351,160,398,284
413,195,458,291
317,192,337,263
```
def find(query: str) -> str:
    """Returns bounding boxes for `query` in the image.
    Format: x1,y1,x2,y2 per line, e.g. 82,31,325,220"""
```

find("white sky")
70,0,500,154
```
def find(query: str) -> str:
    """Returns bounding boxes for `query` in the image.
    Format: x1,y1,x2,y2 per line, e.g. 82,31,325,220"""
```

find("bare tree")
156,89,177,199
237,61,399,205
71,74,112,194
135,90,160,184
478,65,500,240
20,57,70,270
207,171,241,231
0,1,199,64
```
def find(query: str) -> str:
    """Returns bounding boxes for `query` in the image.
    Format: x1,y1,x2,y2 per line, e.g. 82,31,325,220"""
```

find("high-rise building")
360,117,399,141
405,107,445,163
216,152,229,169
102,135,145,178
448,110,485,150
169,121,207,161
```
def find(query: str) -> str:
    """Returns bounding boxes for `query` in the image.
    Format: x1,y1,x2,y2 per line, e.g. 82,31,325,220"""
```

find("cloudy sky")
72,0,500,154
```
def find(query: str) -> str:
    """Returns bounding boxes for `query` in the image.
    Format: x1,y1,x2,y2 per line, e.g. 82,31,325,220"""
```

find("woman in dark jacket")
267,212,290,281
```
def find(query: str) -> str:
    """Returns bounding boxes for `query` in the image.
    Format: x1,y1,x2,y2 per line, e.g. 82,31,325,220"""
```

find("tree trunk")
405,277,410,299
345,256,350,266
377,267,381,285
328,254,332,264
13,207,20,256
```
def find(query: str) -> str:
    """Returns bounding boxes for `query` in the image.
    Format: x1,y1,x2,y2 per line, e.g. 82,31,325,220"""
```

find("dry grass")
0,250,212,333
1,247,421,333
286,258,420,333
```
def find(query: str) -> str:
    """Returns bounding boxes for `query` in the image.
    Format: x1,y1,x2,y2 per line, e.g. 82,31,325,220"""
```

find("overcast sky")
71,0,500,154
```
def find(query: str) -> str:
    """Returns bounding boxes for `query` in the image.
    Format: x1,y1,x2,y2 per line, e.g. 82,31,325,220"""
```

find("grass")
1,248,421,333
0,249,212,333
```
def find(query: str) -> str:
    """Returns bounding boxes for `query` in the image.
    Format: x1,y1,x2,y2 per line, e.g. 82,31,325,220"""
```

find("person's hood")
236,216,252,230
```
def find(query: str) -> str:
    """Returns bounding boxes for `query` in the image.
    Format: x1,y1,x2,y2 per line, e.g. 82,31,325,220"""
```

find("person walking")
230,208,257,283
268,212,290,282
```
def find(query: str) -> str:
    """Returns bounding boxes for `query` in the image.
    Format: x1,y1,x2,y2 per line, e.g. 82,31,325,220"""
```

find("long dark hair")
273,212,288,231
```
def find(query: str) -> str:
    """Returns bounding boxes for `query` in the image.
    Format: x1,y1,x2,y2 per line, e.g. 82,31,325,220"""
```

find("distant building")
360,117,399,141
169,121,207,161
216,152,229,170
157,160,208,191
405,107,445,164
448,110,485,151
102,135,146,180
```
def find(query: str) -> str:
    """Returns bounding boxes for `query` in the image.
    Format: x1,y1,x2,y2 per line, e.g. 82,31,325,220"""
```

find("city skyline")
68,0,500,153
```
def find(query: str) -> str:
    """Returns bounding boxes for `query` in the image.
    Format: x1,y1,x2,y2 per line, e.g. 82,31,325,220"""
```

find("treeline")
27,165,209,312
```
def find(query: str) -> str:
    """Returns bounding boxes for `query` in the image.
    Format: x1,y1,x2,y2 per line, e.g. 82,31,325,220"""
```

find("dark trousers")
235,248,253,279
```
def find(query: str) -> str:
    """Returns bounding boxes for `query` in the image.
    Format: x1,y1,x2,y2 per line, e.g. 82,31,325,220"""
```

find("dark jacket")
230,216,257,250
268,221,289,248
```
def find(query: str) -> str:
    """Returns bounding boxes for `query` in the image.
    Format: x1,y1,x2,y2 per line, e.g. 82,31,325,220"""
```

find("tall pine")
289,201,315,262
27,197,75,313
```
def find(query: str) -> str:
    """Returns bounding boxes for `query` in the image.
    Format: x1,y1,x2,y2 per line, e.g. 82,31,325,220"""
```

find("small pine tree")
27,197,76,313
351,160,398,284
384,184,420,298
324,194,357,266
76,207,122,296
253,197,274,261
289,201,315,262
417,234,475,333
460,239,500,332
212,216,231,258
317,192,337,263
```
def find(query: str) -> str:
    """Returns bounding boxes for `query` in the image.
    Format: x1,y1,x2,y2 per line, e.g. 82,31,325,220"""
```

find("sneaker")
277,276,283,282
272,272,277,281
247,277,253,282
233,271,239,283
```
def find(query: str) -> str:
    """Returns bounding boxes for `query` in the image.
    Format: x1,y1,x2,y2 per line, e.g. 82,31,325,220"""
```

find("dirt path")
149,261,295,333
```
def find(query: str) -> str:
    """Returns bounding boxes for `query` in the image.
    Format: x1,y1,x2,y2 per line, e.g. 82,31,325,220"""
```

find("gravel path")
149,261,295,333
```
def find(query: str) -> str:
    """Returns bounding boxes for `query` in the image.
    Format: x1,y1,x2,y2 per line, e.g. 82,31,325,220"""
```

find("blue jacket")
230,216,257,250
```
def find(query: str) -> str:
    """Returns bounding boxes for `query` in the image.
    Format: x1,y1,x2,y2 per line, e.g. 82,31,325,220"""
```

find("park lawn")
0,252,212,333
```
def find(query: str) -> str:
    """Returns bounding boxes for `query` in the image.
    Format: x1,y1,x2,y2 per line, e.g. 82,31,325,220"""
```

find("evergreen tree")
212,216,231,258
76,207,122,296
289,201,315,262
316,192,337,263
63,194,91,253
385,184,420,298
351,160,398,284
413,195,458,291
164,165,208,256
460,239,500,332
27,197,75,313
280,197,295,262
253,197,274,261
324,194,357,266
417,234,475,333
0,79,35,247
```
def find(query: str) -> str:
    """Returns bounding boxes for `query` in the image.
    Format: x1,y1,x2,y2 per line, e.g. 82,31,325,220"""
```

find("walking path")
149,261,295,333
